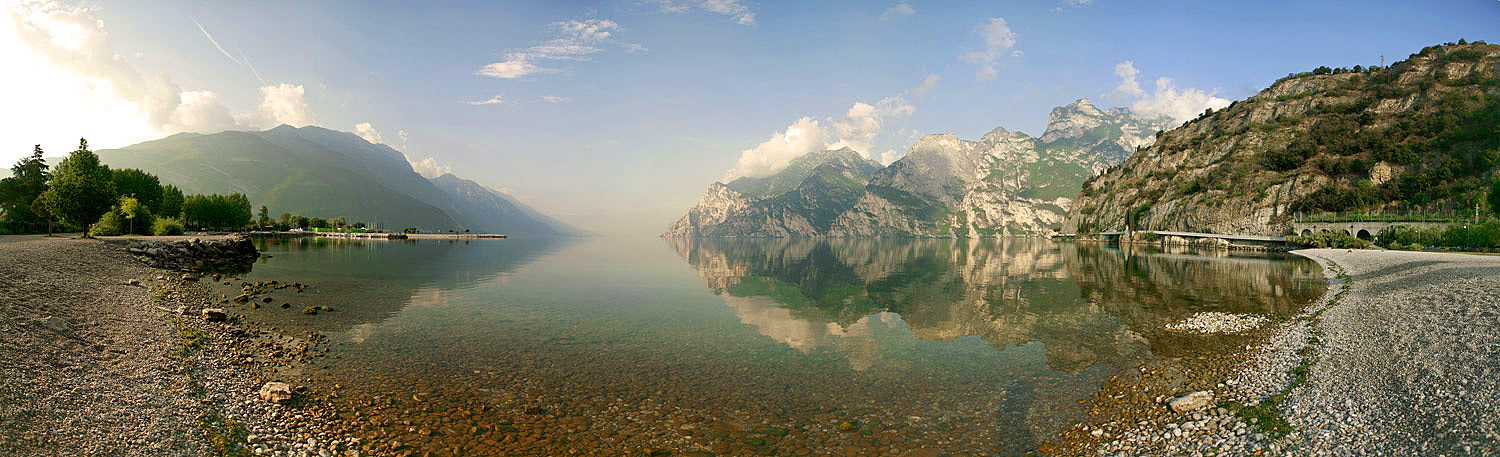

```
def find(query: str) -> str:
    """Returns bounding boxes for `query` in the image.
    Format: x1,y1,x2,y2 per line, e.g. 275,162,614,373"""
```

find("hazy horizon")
3,0,1497,236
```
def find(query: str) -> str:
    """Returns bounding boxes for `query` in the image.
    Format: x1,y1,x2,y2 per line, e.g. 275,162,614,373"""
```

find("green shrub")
152,217,185,236
1286,231,1370,249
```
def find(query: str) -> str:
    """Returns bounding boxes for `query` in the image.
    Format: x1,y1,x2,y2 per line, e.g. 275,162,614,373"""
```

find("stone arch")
1356,229,1373,241
1301,229,1312,236
1343,229,1353,236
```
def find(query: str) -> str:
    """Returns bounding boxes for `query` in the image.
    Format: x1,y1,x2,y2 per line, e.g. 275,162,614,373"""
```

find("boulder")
258,382,293,404
1169,391,1215,413
201,308,227,322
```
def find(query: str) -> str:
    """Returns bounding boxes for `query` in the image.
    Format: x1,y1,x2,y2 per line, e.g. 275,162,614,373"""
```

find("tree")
293,215,310,229
309,217,327,229
159,184,184,218
42,139,116,238
279,212,292,227
1490,179,1500,219
110,168,163,212
0,145,49,233
119,195,142,235
29,196,53,236
181,193,252,230
333,216,346,228
257,205,271,227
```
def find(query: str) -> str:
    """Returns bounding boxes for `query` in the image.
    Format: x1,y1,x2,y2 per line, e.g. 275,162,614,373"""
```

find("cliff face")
1065,43,1500,236
667,99,1171,237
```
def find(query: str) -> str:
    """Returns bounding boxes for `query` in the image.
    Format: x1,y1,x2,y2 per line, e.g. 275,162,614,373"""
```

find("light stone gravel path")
1285,249,1500,456
0,237,215,456
0,237,344,457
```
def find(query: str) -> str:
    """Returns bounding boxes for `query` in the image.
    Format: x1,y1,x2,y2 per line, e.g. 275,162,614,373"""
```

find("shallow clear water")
225,236,1325,454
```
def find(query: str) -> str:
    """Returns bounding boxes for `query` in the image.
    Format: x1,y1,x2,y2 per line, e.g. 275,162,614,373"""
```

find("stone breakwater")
111,235,259,272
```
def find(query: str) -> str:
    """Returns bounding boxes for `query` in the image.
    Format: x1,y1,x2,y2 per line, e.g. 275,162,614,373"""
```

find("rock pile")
114,235,259,272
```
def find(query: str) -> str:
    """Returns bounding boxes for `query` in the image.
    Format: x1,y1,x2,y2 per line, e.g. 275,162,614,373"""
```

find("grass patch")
170,317,210,395
1223,261,1349,438
197,413,252,457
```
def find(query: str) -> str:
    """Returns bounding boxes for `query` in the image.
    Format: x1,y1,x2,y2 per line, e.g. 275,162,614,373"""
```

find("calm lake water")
224,237,1325,455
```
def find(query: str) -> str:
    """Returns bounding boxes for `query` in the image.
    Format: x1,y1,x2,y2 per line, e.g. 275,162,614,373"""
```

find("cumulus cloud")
959,17,1020,81
644,0,755,25
353,122,383,144
724,117,830,180
1106,60,1230,125
881,2,915,20
255,83,316,127
409,156,453,179
830,96,915,155
397,130,409,149
465,94,505,105
723,72,946,180
477,18,634,80
1,0,322,155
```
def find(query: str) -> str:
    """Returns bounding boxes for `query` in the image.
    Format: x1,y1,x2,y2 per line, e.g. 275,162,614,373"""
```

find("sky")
2,0,1498,236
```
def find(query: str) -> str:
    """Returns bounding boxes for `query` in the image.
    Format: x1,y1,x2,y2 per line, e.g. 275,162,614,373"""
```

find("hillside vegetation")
1065,41,1500,236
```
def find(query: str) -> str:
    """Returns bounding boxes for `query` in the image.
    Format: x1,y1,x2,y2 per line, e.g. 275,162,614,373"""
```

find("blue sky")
3,0,1498,235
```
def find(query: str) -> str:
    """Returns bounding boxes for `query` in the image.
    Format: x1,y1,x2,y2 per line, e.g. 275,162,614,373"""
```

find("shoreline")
1049,248,1500,456
0,238,345,456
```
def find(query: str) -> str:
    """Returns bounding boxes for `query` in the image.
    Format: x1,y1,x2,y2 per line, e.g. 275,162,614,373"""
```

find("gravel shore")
1072,248,1500,456
1283,249,1500,455
0,237,343,456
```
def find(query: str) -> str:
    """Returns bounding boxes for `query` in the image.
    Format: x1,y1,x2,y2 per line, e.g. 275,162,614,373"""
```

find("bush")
152,217,185,236
90,211,124,236
1286,231,1370,249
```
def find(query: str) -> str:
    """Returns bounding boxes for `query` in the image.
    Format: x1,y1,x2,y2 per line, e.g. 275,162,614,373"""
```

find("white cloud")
397,130,408,149
256,83,316,127
913,73,940,96
723,75,938,179
408,156,453,179
1063,0,1093,7
477,18,629,80
0,0,331,158
478,60,546,79
881,2,915,20
725,117,830,180
830,96,914,156
1106,60,1230,125
1107,60,1145,100
623,43,648,53
465,94,505,105
644,0,755,25
353,122,383,145
958,17,1019,81
540,95,573,103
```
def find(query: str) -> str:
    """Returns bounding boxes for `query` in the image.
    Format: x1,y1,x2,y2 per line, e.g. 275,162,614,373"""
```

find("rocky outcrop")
1065,43,1500,236
113,235,259,273
668,99,1172,238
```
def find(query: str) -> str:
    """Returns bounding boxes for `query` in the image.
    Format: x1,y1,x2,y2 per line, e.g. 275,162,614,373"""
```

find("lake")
221,236,1326,456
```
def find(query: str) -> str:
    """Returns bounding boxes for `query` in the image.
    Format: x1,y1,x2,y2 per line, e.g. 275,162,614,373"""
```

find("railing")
1293,212,1465,224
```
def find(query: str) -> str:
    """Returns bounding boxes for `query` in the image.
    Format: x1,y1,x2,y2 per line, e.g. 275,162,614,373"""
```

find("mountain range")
665,99,1172,237
1065,42,1500,236
91,125,583,236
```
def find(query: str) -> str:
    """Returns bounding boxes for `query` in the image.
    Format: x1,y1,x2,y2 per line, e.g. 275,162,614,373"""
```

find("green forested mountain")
92,125,576,235
1065,42,1500,236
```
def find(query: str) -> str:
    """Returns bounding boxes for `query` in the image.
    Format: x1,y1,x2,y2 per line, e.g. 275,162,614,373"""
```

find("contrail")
236,44,266,85
193,19,241,65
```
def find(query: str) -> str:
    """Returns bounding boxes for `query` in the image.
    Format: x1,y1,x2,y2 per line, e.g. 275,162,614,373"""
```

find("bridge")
1096,230,1286,248
1288,221,1450,240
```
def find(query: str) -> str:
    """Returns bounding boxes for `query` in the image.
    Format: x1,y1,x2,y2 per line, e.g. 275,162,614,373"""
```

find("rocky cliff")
667,99,1171,237
1065,42,1500,236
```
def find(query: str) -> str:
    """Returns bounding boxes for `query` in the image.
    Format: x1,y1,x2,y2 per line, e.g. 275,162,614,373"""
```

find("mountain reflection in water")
668,237,1326,374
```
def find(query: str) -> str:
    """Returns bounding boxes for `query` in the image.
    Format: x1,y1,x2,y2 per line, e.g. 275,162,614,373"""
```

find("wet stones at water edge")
201,308,227,322
114,235,259,273
259,381,294,404
1169,391,1215,413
